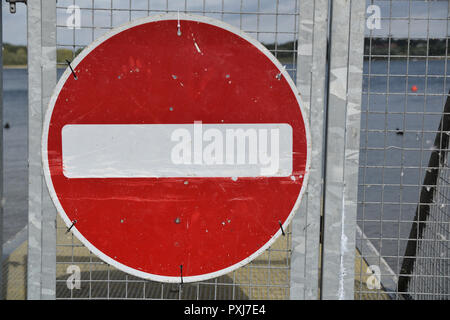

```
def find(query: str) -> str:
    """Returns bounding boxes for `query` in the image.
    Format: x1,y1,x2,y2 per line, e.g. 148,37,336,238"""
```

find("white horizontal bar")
61,123,293,178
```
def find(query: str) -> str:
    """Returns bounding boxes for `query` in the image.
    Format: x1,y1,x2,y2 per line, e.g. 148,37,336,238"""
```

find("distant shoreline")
364,57,447,61
3,65,27,69
3,65,68,69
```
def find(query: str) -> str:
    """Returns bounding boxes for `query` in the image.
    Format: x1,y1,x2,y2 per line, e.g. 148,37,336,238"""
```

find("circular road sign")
42,13,310,283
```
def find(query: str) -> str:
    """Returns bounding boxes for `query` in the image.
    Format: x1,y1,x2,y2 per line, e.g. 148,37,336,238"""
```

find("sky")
2,0,449,46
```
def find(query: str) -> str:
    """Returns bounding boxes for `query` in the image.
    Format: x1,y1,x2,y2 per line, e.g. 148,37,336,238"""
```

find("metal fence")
30,0,330,300
20,0,450,301
355,0,450,300
21,0,365,300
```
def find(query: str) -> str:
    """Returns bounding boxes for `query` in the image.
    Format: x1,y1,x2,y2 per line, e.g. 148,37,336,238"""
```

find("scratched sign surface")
42,14,310,283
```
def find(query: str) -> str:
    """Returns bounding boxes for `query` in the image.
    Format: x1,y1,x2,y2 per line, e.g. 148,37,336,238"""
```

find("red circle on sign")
43,14,310,282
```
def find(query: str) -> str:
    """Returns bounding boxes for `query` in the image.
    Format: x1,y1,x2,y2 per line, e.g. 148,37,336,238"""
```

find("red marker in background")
411,85,418,92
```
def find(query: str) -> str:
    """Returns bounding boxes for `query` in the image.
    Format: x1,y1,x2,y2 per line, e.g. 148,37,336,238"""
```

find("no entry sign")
42,14,310,283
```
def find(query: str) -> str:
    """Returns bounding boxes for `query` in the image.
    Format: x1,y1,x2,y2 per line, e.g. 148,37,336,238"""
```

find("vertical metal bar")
27,0,57,300
274,0,279,59
41,0,57,300
321,0,365,300
27,0,44,300
341,0,365,300
290,0,328,300
0,0,3,301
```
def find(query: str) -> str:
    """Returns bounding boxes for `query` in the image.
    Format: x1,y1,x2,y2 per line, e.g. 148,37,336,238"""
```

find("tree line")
3,38,447,66
2,43,82,66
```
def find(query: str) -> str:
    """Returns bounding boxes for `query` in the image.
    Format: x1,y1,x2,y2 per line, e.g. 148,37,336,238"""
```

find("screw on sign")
42,14,310,283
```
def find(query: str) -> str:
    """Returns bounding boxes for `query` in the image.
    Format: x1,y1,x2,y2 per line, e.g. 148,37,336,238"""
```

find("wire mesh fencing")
55,217,293,299
355,0,450,300
402,141,449,300
54,0,301,300
398,92,449,300
26,0,450,301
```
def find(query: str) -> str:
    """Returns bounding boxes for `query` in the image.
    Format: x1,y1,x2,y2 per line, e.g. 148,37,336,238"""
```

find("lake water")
2,60,448,276
358,59,449,275
3,68,28,244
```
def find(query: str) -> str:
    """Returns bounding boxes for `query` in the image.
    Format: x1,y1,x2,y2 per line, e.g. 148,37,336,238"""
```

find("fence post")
290,0,329,300
27,0,57,300
0,0,4,300
321,0,365,300
27,0,43,299
41,0,57,300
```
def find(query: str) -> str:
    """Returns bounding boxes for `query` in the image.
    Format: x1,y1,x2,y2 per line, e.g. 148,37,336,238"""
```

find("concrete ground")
2,216,390,300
